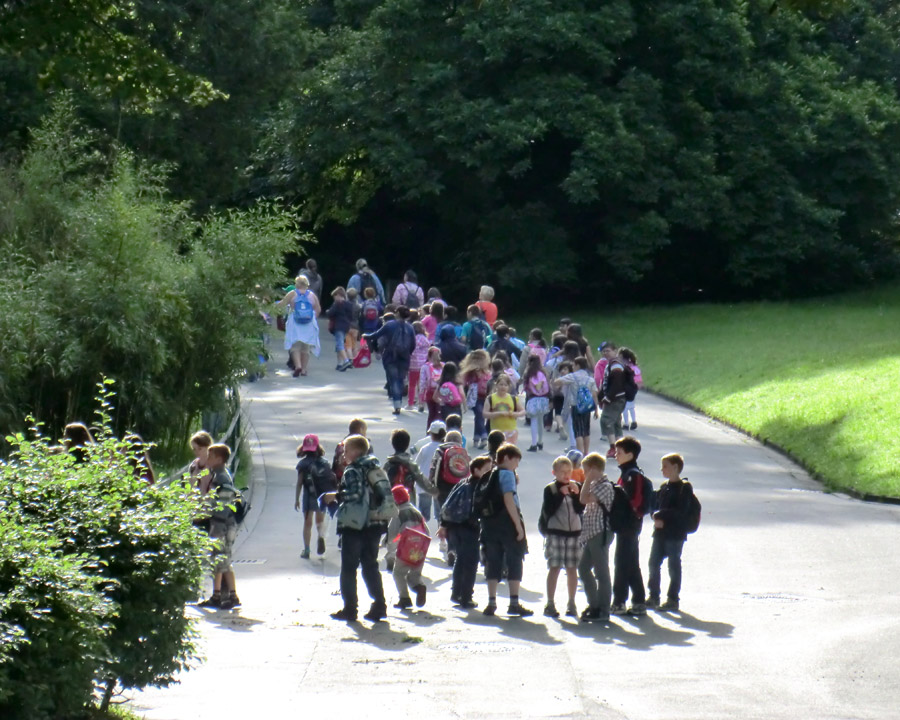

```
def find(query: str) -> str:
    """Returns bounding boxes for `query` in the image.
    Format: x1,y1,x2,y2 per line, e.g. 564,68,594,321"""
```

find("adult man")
299,258,323,299
391,269,424,309
363,305,416,414
347,258,386,305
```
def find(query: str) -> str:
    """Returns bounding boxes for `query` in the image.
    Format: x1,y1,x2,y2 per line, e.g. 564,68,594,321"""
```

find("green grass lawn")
516,286,899,498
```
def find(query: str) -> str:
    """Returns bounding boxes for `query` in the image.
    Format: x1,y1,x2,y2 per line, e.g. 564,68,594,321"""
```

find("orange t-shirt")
476,300,498,326
572,468,585,484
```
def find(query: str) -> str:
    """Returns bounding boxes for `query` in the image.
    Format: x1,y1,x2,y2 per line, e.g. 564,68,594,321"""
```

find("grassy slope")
516,286,899,497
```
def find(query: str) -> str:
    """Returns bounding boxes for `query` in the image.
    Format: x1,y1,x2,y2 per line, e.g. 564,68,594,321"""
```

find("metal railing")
159,405,247,488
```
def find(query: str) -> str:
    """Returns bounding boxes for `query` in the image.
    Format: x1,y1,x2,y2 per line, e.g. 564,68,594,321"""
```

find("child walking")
417,347,444,424
646,453,695,612
439,455,492,608
620,347,643,430
387,485,430,609
295,434,338,558
538,456,583,618
483,373,524,446
326,286,355,371
433,361,465,420
408,321,431,409
523,354,551,452
460,349,491,449
553,356,600,454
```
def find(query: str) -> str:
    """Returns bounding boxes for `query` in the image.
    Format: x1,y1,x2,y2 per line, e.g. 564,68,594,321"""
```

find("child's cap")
391,485,410,504
427,420,446,435
301,434,321,453
566,449,584,465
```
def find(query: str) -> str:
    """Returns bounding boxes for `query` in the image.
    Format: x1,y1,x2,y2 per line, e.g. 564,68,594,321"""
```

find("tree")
260,0,900,301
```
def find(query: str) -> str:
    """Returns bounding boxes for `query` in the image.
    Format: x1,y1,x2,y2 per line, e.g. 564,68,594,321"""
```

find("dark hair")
409,309,420,322
615,435,642,458
444,306,457,322
574,356,589,370
405,270,418,283
619,347,638,365
297,444,325,458
430,303,445,321
470,455,493,474
413,321,425,335
559,317,572,327
190,431,214,448
523,354,544,387
391,428,411,453
490,358,505,374
384,303,398,314
467,304,482,318
446,414,462,430
529,328,546,346
487,430,506,457
382,312,396,322
562,340,581,361
559,361,574,374
427,287,441,299
306,259,318,272
551,332,567,348
603,341,619,352
208,443,232,463
494,324,509,339
438,361,459,386
397,306,411,321
566,323,584,340
497,443,523,463
494,350,511,368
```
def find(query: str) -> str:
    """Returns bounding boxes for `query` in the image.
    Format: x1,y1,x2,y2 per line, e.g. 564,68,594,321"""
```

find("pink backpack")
395,523,430,566
527,371,550,397
528,343,548,365
438,381,463,406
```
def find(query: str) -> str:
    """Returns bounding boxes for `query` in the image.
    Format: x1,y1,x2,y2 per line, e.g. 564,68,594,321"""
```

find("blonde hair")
552,456,573,471
460,349,490,376
479,285,495,301
493,373,512,390
582,453,607,473
295,275,310,289
343,435,369,456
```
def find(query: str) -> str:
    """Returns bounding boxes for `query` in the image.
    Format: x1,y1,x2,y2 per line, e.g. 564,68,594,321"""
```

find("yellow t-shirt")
488,393,519,432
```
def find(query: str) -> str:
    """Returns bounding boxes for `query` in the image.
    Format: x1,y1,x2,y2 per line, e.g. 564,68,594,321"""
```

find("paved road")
134,345,900,719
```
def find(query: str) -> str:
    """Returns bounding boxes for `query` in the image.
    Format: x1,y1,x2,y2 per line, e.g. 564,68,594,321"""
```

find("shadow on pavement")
669,611,734,639
192,608,266,633
555,613,696,650
341,620,435,651
462,612,565,646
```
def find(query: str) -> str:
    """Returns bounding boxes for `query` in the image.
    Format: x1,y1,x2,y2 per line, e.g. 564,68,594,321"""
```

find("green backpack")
367,466,399,524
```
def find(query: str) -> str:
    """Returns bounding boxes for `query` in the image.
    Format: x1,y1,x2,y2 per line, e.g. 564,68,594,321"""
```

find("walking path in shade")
133,344,900,720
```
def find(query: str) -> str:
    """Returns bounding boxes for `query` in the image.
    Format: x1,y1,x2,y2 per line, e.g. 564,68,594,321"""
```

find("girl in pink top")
408,322,432,408
460,349,492,449
619,347,643,430
422,302,443,342
417,346,444,425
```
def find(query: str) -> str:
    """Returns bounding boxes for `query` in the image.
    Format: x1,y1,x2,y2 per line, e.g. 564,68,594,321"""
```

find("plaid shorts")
210,519,238,574
544,534,582,568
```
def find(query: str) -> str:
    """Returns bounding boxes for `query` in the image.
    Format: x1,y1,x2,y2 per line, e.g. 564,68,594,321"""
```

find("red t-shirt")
476,300,498,326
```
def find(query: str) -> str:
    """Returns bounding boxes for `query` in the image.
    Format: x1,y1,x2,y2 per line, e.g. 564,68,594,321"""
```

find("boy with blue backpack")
461,305,493,352
439,455,492,609
553,356,599,454
610,436,653,617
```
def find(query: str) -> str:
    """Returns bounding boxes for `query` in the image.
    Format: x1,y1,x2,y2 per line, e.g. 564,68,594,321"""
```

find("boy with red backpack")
382,429,436,507
429,430,470,564
359,287,382,335
611,436,653,617
386,485,430,609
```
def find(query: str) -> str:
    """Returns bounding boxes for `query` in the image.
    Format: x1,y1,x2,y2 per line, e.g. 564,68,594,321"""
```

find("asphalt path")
134,343,900,719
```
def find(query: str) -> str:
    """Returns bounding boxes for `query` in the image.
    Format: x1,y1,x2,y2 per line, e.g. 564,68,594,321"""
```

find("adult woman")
277,275,322,377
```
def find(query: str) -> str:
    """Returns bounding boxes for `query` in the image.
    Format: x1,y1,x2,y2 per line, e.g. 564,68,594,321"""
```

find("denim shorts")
334,330,346,353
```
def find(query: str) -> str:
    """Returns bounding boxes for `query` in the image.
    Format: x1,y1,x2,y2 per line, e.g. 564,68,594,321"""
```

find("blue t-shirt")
498,468,520,508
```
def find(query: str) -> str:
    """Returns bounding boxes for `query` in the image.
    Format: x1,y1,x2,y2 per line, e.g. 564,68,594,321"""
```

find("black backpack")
606,483,634,535
472,468,504,519
623,365,639,402
468,320,488,350
358,271,377,297
683,481,702,534
401,283,421,309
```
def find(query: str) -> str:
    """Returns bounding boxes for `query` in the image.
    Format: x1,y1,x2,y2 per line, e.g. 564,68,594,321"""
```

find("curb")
643,386,900,507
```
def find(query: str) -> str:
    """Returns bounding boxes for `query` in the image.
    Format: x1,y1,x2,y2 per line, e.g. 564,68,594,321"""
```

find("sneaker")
218,596,235,610
543,604,560,618
331,607,357,622
228,593,242,608
197,593,221,608
450,592,460,604
417,405,425,413
482,604,497,617
457,598,478,609
394,597,413,610
335,363,343,371
610,603,628,616
606,447,617,459
363,603,387,622
537,443,543,451
630,422,637,430
447,550,456,567
508,604,534,617
414,584,427,607
627,603,647,616
392,408,402,415
317,537,326,556
527,445,538,453
645,596,660,609
300,548,311,559
581,607,602,623
565,602,578,617
660,599,680,612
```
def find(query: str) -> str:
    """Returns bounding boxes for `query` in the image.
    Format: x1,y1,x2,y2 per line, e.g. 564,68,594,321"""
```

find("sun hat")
301,434,321,453
427,420,446,435
566,449,584,465
356,258,368,271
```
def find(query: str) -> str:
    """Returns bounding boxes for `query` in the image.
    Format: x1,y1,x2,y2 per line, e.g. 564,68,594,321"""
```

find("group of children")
300,414,698,624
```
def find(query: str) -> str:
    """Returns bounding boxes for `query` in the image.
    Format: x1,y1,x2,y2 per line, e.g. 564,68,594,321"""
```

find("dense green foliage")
0,98,297,445
0,390,214,719
261,0,900,301
516,284,900,497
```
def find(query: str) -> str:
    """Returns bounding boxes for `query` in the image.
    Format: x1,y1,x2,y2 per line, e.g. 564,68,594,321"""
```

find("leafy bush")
0,95,299,448
0,388,214,719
